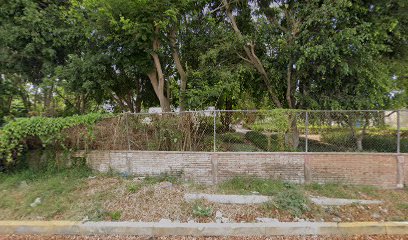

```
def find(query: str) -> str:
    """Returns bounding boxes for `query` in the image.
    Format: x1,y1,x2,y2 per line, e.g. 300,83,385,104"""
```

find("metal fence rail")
88,110,407,153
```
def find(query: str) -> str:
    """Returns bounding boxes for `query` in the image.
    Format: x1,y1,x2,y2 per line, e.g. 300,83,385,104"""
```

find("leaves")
0,113,107,163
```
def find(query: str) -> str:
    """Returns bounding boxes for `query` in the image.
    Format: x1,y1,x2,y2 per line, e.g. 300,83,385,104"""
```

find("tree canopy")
0,0,407,123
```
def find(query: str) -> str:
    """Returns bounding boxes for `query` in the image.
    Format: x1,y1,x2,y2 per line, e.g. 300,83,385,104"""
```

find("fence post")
125,112,131,151
397,110,400,154
305,111,309,153
213,110,217,152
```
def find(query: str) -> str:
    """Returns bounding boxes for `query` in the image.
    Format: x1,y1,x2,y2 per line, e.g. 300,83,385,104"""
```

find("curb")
0,221,407,236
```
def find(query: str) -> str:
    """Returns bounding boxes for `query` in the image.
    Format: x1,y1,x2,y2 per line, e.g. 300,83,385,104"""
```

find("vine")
0,112,107,164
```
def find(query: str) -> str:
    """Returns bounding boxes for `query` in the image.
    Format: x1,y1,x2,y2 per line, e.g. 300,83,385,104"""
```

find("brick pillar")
211,153,219,185
397,155,405,188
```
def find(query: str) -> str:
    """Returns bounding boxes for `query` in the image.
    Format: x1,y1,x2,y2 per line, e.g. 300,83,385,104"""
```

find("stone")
158,181,173,189
221,217,231,223
215,211,223,219
30,197,41,208
19,181,28,188
255,218,279,223
371,213,381,219
159,219,172,223
88,176,96,179
379,207,388,214
332,217,341,222
81,216,89,223
187,220,195,223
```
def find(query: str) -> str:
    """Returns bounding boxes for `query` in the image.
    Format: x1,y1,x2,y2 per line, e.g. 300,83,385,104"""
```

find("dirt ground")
1,235,408,240
1,170,407,223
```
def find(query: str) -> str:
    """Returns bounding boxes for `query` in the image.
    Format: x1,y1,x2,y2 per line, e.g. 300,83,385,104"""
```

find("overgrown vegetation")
272,189,310,217
0,113,106,165
0,161,92,220
1,171,407,222
218,177,295,196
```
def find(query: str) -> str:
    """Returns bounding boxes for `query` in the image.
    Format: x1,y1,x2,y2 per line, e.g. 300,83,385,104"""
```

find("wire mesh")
74,109,407,153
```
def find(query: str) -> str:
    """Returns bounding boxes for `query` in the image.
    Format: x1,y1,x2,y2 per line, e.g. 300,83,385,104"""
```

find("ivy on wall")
0,113,107,164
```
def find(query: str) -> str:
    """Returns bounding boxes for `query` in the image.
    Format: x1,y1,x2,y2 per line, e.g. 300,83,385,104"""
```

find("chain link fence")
80,110,407,153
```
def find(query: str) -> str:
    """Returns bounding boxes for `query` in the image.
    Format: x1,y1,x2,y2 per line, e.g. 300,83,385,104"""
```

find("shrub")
321,130,353,146
245,131,285,151
220,132,245,143
273,189,310,217
192,204,213,217
245,131,268,150
0,113,107,166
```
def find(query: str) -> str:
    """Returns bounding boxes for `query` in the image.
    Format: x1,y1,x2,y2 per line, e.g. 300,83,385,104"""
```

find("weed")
127,183,141,193
218,177,293,196
397,203,408,210
192,204,213,218
144,173,181,185
108,211,122,221
0,164,92,220
273,189,310,217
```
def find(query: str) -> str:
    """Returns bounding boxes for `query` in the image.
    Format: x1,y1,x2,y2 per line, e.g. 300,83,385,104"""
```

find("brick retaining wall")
82,151,407,189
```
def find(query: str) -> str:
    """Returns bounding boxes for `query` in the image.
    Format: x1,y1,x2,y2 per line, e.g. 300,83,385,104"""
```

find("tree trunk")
147,28,171,112
222,0,282,108
356,136,363,151
169,28,188,112
285,112,300,150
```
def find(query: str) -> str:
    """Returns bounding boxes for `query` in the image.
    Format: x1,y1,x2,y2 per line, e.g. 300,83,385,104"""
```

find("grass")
0,164,93,220
1,168,407,222
304,183,380,199
217,176,293,196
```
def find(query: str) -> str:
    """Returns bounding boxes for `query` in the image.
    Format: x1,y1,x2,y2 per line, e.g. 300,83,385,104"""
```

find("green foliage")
0,162,92,220
108,211,122,221
321,130,353,146
272,189,310,217
192,203,213,218
127,183,141,193
143,173,181,185
0,113,107,164
245,131,287,152
245,131,268,151
321,129,408,152
218,177,290,196
220,132,245,143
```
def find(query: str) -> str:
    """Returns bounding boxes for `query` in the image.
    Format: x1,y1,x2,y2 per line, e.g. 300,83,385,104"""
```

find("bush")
0,113,107,166
321,130,353,146
245,131,268,150
245,131,285,151
320,129,407,152
220,132,245,143
272,189,310,217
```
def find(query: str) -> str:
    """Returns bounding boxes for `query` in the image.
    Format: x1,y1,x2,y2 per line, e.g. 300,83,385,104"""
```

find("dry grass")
1,170,407,223
1,235,407,240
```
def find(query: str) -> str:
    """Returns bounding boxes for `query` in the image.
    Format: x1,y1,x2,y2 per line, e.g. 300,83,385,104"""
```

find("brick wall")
84,151,407,189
